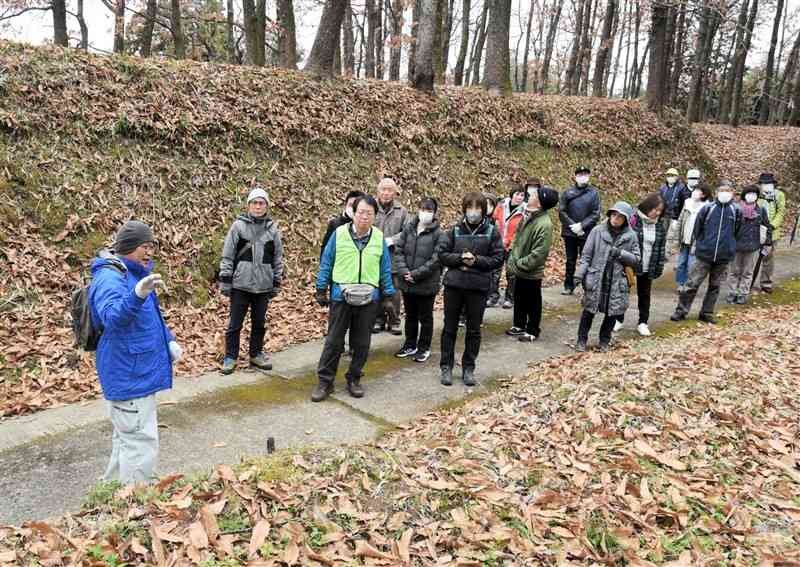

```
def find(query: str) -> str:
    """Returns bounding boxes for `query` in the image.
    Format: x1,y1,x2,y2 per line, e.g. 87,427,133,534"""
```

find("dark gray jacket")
575,221,641,316
735,204,772,253
219,214,284,294
437,218,505,293
394,218,444,296
558,184,602,238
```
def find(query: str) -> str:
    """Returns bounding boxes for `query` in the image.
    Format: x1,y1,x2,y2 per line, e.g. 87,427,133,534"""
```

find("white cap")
247,187,269,204
686,169,701,180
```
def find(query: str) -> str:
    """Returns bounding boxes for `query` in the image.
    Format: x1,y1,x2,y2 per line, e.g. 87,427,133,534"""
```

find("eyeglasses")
139,242,157,252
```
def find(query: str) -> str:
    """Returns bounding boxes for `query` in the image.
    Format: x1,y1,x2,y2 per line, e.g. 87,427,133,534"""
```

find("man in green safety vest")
313,195,397,402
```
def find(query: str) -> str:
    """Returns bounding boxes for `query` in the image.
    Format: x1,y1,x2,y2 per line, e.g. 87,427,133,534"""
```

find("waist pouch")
341,284,375,306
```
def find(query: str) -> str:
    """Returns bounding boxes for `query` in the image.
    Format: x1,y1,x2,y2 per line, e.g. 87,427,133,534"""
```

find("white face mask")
576,175,590,186
418,211,434,225
717,191,733,204
465,209,483,224
666,176,678,186
344,206,354,219
761,184,775,199
487,205,495,215
691,189,703,201
744,193,758,204
687,179,699,188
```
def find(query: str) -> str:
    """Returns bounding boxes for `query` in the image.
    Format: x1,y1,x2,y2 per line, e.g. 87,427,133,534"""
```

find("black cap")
537,187,560,211
114,220,154,255
575,165,591,175
758,172,776,184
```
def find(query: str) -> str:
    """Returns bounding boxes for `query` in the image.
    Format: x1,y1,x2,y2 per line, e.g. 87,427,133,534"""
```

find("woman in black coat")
394,198,443,363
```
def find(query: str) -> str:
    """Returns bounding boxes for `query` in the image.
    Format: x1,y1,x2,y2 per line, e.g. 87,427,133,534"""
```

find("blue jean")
675,245,695,286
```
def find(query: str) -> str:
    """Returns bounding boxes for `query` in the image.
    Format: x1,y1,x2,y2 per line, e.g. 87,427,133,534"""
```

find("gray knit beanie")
114,220,154,255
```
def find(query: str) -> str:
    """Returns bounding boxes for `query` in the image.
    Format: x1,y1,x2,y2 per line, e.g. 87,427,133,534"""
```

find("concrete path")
2,247,799,525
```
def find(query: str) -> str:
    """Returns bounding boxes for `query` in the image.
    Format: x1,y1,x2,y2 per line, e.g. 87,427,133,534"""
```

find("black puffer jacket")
437,218,505,292
558,184,602,238
394,218,444,296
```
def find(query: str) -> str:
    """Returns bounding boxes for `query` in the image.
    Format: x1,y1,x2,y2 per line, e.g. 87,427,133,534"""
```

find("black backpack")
71,259,126,351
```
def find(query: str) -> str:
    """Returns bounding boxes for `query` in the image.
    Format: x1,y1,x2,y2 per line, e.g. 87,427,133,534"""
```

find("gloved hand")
219,282,231,297
569,222,584,236
267,282,280,300
381,296,397,320
608,247,621,260
168,341,183,363
760,245,772,257
315,288,330,307
385,236,395,247
135,274,164,299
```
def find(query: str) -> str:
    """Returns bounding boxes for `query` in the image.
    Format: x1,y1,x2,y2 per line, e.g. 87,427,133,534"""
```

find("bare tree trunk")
718,0,748,123
388,0,403,79
686,0,712,122
170,0,185,59
608,0,627,96
646,0,668,114
758,0,783,124
276,0,297,68
453,0,471,85
633,37,649,97
343,0,355,76
520,0,535,91
469,0,489,85
413,0,437,92
226,0,236,62
441,0,455,77
627,0,640,98
408,0,420,79
51,0,69,47
306,0,348,77
577,0,596,95
75,0,89,50
484,0,512,95
366,0,376,77
112,0,125,53
539,0,563,93
139,0,156,56
777,32,800,122
592,0,616,96
375,0,385,78
433,0,445,82
789,69,800,126
564,0,585,94
731,0,758,127
668,0,686,106
602,0,619,93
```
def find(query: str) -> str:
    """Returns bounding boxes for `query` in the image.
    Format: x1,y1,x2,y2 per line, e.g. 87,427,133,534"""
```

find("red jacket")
494,198,525,250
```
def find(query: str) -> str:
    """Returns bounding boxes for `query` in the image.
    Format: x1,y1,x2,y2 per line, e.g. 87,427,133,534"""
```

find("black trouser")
374,274,402,328
318,301,379,385
441,286,487,372
402,293,436,352
578,310,616,345
617,274,653,325
225,289,269,359
512,277,543,336
563,235,586,290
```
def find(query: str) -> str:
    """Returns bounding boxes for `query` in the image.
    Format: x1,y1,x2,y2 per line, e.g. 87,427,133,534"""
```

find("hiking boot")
389,321,403,336
735,294,748,305
395,346,418,358
311,381,334,402
249,353,272,371
575,340,587,352
414,349,431,363
518,333,538,343
699,313,717,324
637,323,651,336
761,287,773,294
346,379,365,398
221,357,236,375
613,320,624,332
440,367,453,386
372,320,385,334
598,342,610,353
486,297,500,308
725,294,736,304
502,299,513,309
670,311,686,322
505,326,525,337
560,287,574,296
458,316,466,328
462,368,476,387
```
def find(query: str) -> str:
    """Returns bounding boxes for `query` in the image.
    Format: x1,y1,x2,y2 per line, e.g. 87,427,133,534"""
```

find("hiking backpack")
70,261,125,351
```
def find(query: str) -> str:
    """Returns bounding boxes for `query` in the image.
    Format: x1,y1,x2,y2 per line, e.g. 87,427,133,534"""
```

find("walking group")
86,167,788,484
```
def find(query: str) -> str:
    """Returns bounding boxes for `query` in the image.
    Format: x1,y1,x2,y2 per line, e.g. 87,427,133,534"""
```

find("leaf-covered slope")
0,41,714,419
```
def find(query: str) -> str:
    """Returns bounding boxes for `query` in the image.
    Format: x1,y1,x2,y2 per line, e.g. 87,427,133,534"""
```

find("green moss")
240,453,302,483
82,480,123,510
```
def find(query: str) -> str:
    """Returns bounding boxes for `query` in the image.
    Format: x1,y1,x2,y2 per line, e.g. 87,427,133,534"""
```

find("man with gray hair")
89,220,181,484
373,176,409,334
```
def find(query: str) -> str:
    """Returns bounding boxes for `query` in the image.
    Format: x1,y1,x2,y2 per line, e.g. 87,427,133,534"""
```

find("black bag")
71,261,126,351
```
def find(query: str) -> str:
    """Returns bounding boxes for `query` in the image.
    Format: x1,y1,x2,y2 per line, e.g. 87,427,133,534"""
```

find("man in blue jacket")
558,165,601,295
314,195,396,402
671,181,741,324
89,220,181,484
659,167,690,222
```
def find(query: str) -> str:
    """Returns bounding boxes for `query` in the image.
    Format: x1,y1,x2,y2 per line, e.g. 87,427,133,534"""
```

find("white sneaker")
637,323,651,336
613,320,624,332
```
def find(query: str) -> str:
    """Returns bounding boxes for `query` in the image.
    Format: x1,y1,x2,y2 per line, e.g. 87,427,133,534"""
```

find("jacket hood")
90,249,127,276
607,201,634,223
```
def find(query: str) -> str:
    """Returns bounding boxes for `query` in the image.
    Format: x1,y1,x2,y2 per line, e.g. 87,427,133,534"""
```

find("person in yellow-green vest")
755,172,786,294
313,195,396,402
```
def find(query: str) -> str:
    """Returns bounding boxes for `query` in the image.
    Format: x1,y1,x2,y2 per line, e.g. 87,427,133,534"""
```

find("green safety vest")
331,225,384,286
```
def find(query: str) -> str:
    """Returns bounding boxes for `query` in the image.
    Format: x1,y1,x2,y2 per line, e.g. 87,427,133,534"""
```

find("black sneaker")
505,326,525,337
486,297,500,308
462,368,476,387
389,322,403,336
699,313,717,324
395,346,418,358
458,317,466,328
735,295,747,305
575,340,587,352
440,367,453,386
311,382,334,402
347,380,364,398
670,311,686,322
372,320,385,334
598,342,610,353
414,350,431,363
518,333,538,342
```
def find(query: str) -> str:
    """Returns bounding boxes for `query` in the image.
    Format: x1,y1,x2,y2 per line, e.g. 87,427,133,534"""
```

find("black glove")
315,288,330,307
219,282,231,297
608,247,621,260
381,296,396,319
267,281,281,300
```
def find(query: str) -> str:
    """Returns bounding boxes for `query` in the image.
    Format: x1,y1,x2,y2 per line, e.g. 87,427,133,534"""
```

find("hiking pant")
513,277,543,336
318,301,379,385
617,275,653,325
759,240,777,291
225,289,269,359
402,293,435,352
563,236,586,290
726,249,759,298
104,394,158,485
505,273,516,303
441,287,487,372
488,267,502,304
374,274,402,328
578,310,616,346
675,259,729,317
675,245,695,287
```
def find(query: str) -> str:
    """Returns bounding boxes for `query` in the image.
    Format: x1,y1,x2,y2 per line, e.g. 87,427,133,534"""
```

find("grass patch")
82,480,123,510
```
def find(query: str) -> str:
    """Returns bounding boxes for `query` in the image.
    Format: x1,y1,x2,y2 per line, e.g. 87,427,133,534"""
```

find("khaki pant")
726,249,759,298
759,240,777,291
675,259,729,317
104,394,159,485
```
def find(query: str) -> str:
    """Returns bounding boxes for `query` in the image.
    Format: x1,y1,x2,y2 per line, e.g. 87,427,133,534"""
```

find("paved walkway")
1,247,799,525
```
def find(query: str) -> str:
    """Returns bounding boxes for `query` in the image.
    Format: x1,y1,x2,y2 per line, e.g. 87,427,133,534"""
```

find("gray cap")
607,201,634,223
114,220,154,255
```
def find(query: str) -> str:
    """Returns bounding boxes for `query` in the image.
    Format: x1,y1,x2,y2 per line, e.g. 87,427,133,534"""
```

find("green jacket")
507,209,553,280
758,190,786,240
